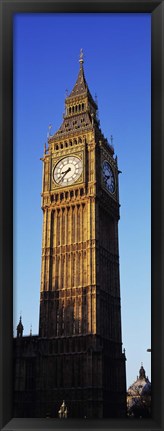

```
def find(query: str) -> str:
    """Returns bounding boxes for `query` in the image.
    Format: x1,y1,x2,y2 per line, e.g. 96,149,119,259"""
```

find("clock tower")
38,50,126,418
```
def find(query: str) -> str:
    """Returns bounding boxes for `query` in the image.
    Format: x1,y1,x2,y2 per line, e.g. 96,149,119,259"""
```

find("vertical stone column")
61,208,65,245
59,209,63,291
91,198,96,286
75,205,78,244
63,253,66,293
65,207,68,292
45,209,51,291
70,206,72,287
52,209,57,290
87,200,91,285
79,252,82,287
72,206,74,243
43,158,50,192
69,207,72,244
92,291,96,334
81,203,83,243
87,286,91,334
60,208,62,246
80,204,83,244
77,251,81,286
77,205,80,243
72,252,75,288
40,208,47,292
65,207,68,245
78,297,82,333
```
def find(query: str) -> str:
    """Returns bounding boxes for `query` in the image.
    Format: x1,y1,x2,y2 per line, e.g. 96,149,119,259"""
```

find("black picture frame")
0,1,163,430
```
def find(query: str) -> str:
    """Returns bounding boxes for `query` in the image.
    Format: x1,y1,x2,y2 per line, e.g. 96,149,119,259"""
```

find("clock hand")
56,174,65,184
59,167,71,183
61,167,71,175
105,174,112,180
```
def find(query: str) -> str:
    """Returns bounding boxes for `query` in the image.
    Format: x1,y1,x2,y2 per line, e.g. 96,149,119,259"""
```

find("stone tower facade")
14,51,126,419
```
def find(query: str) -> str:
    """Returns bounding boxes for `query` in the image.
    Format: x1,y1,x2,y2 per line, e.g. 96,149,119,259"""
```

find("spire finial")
139,363,146,379
79,48,84,65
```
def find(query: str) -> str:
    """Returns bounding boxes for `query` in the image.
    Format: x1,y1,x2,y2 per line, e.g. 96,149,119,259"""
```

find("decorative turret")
16,316,24,338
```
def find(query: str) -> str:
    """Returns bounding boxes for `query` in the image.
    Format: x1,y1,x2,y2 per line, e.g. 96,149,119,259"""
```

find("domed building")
127,364,151,418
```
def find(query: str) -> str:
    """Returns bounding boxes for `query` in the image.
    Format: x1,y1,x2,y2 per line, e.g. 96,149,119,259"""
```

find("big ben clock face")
53,155,83,186
102,160,115,193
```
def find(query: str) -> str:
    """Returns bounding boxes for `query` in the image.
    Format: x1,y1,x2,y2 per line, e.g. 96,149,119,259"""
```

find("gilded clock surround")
51,150,85,190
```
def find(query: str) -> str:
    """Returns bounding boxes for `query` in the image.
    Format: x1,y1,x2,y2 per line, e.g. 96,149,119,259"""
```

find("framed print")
0,1,164,430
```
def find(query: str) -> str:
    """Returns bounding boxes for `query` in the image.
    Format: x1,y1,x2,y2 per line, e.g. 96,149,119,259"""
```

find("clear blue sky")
13,13,151,388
